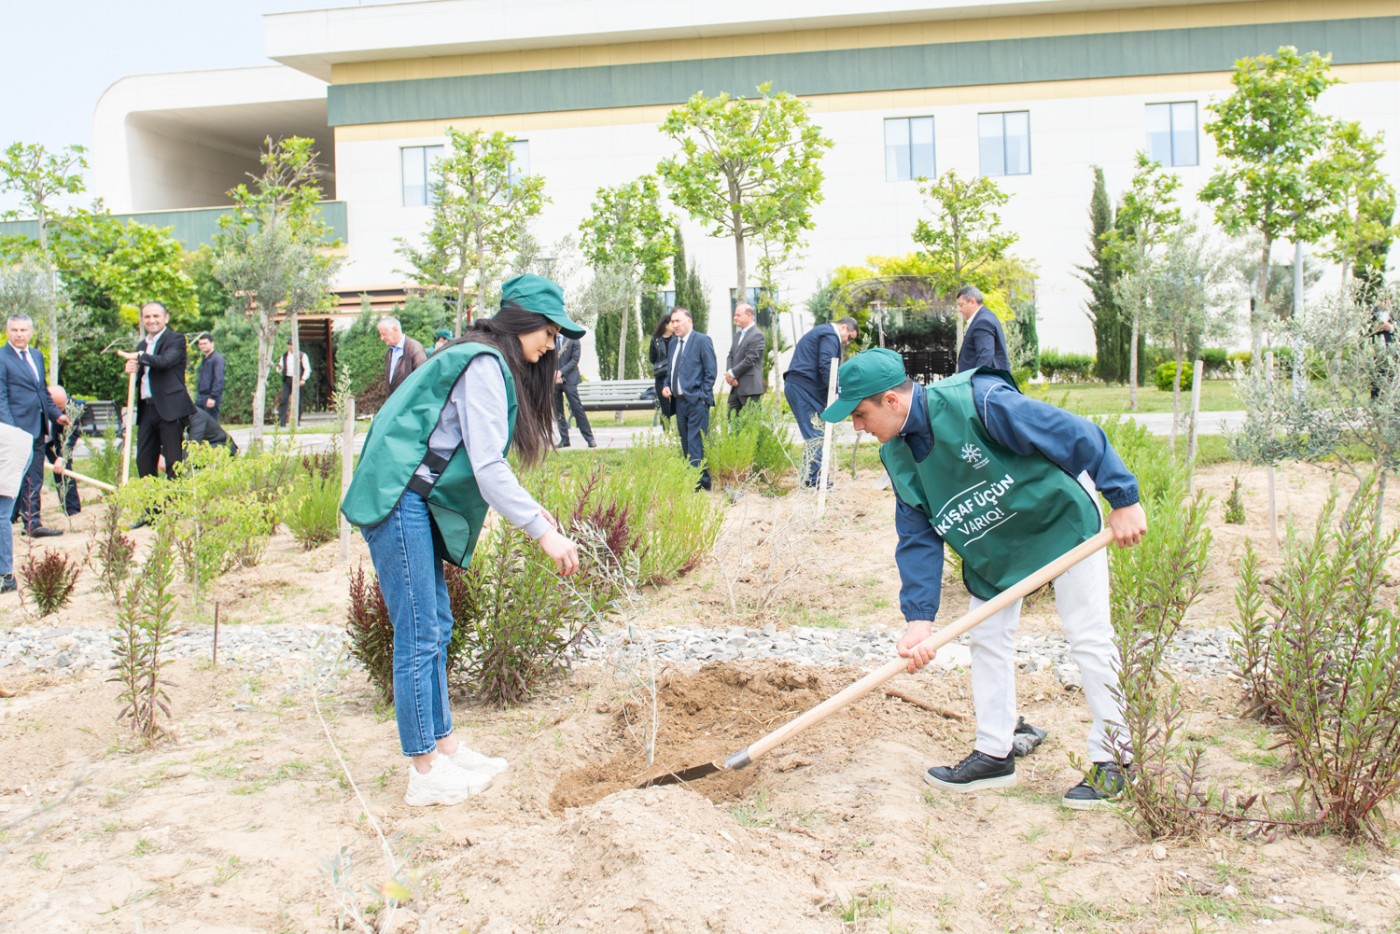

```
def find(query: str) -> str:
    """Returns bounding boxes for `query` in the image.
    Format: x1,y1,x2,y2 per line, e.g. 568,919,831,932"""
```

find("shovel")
642,528,1115,787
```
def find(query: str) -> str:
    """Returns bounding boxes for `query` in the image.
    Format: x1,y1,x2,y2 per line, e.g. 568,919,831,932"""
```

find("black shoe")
587,440,597,448
924,750,1016,792
1,574,15,594
27,527,62,539
1062,761,1128,810
558,441,571,448
129,519,148,531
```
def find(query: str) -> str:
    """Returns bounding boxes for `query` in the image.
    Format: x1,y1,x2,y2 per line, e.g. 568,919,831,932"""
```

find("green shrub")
118,442,296,599
704,405,759,489
346,564,395,703
20,548,81,615
1233,478,1400,841
704,397,797,491
1200,347,1230,376
284,453,342,549
83,420,125,487
1153,361,1193,392
1224,477,1246,524
109,529,178,741
90,501,138,601
1037,349,1095,382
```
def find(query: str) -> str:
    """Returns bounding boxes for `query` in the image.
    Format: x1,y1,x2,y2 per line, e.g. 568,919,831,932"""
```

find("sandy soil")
3,461,1400,932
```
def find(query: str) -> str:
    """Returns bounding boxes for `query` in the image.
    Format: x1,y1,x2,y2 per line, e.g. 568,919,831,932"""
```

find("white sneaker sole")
1062,794,1114,811
403,770,495,807
923,770,1018,792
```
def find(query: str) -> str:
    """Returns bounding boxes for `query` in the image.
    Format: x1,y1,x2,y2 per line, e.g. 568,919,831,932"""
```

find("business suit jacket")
385,336,427,395
726,326,767,396
195,350,226,410
784,324,843,399
0,345,61,439
668,331,717,407
557,337,584,387
957,306,1011,373
135,330,196,422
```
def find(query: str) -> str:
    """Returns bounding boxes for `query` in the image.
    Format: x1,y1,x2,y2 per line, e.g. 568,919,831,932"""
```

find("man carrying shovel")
820,349,1147,809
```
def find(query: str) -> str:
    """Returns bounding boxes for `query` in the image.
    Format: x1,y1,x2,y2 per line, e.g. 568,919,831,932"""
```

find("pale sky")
0,0,365,211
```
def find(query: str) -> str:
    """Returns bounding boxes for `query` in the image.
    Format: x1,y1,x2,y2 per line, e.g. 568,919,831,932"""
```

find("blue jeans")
784,381,826,486
362,490,455,757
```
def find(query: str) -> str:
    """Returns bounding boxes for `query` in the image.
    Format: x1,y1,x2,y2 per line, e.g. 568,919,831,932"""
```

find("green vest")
340,342,517,568
880,369,1102,600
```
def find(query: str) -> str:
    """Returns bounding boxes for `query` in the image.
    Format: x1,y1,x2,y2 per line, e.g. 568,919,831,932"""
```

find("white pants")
966,545,1125,762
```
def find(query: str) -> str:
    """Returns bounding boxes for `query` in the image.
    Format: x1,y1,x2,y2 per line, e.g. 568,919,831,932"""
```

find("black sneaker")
1062,761,1128,810
1,574,15,594
924,750,1016,792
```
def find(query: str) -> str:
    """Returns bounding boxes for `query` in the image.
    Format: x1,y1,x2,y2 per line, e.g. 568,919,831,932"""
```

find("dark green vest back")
880,370,1102,599
340,342,517,568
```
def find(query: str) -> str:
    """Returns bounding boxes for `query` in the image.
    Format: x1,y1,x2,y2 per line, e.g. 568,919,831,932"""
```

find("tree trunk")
455,276,467,338
733,206,747,315
1252,239,1272,362
1170,344,1184,457
1128,319,1140,412
616,286,637,381
251,304,272,448
289,314,302,430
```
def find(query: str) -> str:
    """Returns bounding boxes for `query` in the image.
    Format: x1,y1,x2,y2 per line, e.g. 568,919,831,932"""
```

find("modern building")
85,0,1400,378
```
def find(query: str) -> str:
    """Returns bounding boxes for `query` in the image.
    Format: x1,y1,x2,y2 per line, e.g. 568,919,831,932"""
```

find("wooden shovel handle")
731,528,1116,769
121,370,137,485
44,460,117,493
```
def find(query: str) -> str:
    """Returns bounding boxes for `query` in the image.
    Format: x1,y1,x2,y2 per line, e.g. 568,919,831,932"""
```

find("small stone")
1389,872,1400,890
1222,884,1238,897
1151,844,1167,861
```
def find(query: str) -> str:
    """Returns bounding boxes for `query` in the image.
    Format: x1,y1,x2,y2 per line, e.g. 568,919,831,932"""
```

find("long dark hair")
459,304,558,467
651,311,674,340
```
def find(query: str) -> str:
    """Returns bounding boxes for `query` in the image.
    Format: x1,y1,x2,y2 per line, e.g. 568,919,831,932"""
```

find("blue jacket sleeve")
700,335,717,405
894,494,945,622
974,376,1140,509
965,322,996,370
211,355,225,402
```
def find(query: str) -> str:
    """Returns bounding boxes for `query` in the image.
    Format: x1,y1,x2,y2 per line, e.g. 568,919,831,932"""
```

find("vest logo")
960,442,989,469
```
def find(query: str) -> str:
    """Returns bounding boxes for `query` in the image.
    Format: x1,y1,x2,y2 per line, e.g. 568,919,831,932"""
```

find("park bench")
575,379,656,412
73,399,121,436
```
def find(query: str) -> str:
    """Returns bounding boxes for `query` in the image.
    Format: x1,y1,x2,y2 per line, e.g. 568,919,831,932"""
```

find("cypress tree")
672,229,710,333
1078,167,1128,382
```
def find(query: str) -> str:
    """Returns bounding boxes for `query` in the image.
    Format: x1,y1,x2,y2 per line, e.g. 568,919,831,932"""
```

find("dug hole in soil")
3,462,1400,932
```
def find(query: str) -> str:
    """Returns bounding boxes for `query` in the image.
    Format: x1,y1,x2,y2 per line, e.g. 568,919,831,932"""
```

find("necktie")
22,349,39,386
140,335,157,400
671,338,686,395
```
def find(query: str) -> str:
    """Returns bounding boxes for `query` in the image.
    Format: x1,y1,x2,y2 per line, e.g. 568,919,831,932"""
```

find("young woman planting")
342,274,582,807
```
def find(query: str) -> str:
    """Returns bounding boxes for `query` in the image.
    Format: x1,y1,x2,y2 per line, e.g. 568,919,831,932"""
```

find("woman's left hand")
538,529,580,576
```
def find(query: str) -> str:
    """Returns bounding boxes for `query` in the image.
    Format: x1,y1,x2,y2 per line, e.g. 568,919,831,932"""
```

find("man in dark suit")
955,285,1011,372
378,316,427,397
119,302,195,480
188,332,227,444
0,313,69,536
724,302,767,415
554,334,595,448
659,307,716,491
784,316,858,487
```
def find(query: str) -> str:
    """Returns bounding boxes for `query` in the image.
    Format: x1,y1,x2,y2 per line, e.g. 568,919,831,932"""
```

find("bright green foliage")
1315,121,1398,297
284,452,341,550
912,169,1018,296
1234,479,1400,841
658,83,833,298
1200,46,1346,352
109,528,178,741
183,245,235,333
117,442,298,602
671,229,711,332
704,397,796,490
579,175,676,379
577,266,643,380
214,137,341,445
0,141,86,382
396,128,547,334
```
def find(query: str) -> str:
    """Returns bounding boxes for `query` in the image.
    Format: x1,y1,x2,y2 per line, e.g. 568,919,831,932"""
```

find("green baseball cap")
434,328,452,341
820,348,907,422
500,274,585,340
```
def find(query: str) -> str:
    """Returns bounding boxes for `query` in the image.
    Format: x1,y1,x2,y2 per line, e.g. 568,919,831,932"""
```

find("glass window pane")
979,113,1005,177
1004,111,1030,175
1145,104,1172,164
1172,102,1198,166
509,140,531,184
424,145,444,205
402,147,427,206
910,116,935,179
884,118,910,182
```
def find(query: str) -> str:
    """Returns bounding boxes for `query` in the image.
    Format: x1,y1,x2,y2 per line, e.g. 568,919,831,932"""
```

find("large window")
1146,102,1199,167
401,144,444,207
508,140,531,185
884,116,935,182
978,111,1031,177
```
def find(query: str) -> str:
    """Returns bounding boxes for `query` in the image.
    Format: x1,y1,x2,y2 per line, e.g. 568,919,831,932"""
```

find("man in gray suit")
554,334,595,448
724,302,766,415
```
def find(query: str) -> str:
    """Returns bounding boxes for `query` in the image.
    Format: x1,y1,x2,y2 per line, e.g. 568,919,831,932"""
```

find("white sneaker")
403,755,495,807
450,745,509,776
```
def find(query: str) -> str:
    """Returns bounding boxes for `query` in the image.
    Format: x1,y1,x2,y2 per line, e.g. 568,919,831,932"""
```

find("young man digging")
821,350,1147,809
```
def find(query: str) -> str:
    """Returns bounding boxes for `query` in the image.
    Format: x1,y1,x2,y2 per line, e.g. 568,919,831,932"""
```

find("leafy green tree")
657,83,832,300
912,169,1018,297
397,128,547,335
1200,46,1349,356
671,229,709,333
213,136,341,445
579,175,675,380
0,142,87,381
1078,167,1130,383
575,266,641,380
1315,121,1398,294
1107,152,1182,409
183,245,234,333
